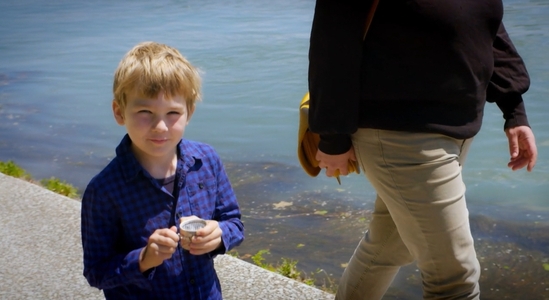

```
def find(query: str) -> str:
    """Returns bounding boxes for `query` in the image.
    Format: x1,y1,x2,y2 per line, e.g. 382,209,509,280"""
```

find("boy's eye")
138,110,152,114
168,111,181,115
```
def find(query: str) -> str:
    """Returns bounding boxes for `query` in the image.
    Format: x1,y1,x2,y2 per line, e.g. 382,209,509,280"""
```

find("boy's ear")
186,105,196,124
112,101,125,125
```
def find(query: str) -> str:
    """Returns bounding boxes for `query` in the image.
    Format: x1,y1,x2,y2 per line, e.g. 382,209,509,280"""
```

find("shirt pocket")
185,178,217,219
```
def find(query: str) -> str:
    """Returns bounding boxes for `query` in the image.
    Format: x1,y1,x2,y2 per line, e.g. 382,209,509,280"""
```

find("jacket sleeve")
486,22,531,129
308,0,373,154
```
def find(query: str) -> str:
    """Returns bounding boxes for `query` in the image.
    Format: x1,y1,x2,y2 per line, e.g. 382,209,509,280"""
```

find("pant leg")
335,194,414,300
336,129,480,300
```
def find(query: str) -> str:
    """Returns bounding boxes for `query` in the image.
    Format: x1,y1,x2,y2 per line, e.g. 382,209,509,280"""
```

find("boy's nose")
152,118,169,132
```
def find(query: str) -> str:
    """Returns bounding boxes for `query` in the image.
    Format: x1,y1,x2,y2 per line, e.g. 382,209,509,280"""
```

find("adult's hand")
505,125,537,172
316,146,356,177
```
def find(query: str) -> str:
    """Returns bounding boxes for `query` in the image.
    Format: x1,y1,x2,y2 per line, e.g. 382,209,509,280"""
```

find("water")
0,0,313,184
1,0,548,298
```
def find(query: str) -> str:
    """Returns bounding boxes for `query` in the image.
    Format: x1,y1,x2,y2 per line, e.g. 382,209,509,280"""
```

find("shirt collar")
115,134,204,182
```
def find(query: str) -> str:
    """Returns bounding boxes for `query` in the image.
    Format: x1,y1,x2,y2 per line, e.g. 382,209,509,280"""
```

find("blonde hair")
113,41,201,112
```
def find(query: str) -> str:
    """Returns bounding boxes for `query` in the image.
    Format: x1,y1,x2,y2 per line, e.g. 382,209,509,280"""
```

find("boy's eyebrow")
131,97,186,109
130,98,153,106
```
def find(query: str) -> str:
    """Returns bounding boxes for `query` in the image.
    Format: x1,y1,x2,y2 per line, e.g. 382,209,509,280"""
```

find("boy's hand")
179,217,223,255
139,227,179,272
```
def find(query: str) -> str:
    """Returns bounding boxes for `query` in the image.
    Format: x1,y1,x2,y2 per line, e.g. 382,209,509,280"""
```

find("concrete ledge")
0,173,333,300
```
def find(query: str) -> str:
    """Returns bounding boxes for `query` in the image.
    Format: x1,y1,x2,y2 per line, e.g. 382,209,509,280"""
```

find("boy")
81,41,244,300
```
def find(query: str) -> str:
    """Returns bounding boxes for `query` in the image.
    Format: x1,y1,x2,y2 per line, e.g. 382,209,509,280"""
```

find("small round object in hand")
179,219,207,242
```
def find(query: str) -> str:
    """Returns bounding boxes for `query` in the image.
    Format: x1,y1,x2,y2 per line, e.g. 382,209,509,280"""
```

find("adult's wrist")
319,134,352,154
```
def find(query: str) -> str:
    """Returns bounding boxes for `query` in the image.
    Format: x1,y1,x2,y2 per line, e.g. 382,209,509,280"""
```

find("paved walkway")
0,173,333,300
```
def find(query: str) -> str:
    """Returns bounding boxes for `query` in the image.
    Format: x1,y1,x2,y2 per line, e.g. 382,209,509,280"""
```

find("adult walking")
308,1,538,299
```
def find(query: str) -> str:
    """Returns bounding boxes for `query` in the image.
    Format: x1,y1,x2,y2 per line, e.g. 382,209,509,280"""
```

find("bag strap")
363,0,380,40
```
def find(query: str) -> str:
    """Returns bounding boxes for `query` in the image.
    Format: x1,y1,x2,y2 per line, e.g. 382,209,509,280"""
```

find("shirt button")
190,278,196,285
198,183,204,189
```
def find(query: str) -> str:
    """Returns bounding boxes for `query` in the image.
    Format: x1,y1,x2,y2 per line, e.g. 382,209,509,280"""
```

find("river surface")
1,1,548,299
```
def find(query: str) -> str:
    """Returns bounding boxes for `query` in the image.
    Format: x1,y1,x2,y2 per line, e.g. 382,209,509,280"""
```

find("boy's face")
112,91,194,164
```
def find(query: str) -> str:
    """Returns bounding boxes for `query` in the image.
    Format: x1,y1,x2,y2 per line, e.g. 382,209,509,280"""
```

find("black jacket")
308,0,530,154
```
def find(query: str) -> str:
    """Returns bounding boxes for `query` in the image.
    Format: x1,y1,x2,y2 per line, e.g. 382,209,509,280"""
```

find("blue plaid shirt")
81,135,244,300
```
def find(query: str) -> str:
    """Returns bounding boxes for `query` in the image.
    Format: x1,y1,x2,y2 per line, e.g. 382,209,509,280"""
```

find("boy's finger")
203,221,220,234
154,229,180,244
157,243,178,254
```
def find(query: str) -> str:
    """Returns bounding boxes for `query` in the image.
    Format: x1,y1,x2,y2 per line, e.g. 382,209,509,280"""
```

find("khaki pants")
336,129,480,300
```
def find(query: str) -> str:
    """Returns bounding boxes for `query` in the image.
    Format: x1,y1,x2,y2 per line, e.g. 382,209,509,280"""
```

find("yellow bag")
297,92,360,184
